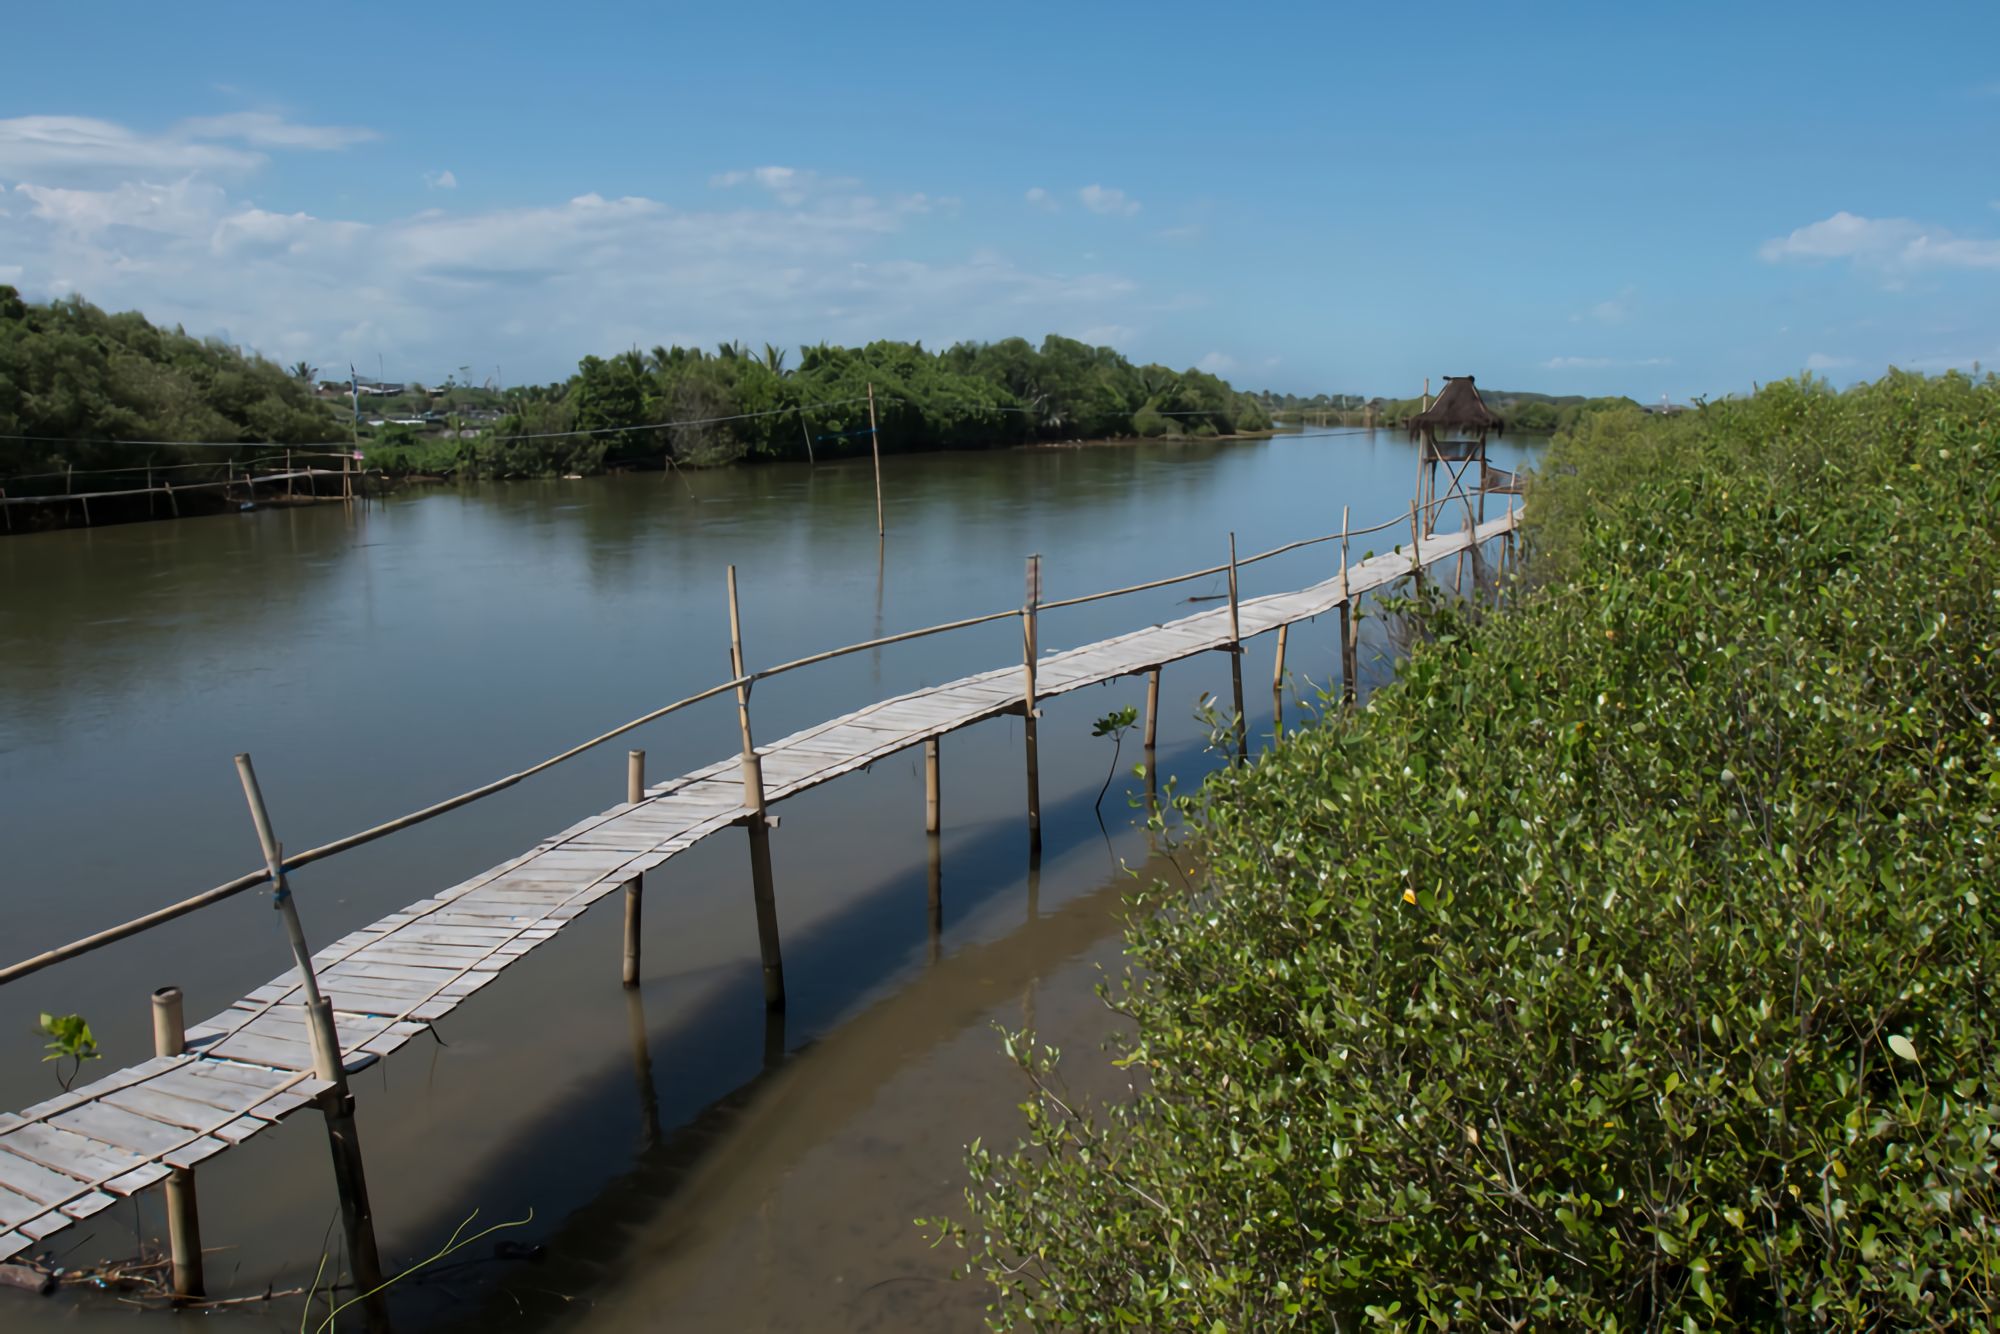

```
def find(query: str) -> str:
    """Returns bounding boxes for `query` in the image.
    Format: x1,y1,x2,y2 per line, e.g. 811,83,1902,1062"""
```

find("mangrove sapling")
1090,706,1139,814
38,1012,100,1091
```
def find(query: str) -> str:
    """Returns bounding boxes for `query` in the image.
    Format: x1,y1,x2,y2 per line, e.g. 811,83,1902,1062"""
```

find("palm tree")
290,360,317,383
760,343,789,376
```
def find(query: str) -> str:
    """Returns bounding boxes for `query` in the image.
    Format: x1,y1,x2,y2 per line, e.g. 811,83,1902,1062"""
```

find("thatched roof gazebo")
1409,375,1503,536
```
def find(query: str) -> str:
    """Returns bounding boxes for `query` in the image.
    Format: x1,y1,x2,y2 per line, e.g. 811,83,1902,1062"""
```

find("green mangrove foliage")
949,371,2000,1328
0,286,344,487
467,335,1273,477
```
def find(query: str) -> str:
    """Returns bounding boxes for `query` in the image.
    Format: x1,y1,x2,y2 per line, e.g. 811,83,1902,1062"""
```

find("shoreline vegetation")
945,370,2000,1329
1,287,1280,527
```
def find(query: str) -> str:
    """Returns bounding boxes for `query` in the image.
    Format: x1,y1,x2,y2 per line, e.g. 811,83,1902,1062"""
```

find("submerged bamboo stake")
1144,666,1161,750
1021,555,1043,854
1227,533,1247,760
867,383,884,536
926,835,943,965
924,737,941,835
151,986,203,1302
622,749,644,988
799,409,816,465
728,566,786,1011
232,753,385,1303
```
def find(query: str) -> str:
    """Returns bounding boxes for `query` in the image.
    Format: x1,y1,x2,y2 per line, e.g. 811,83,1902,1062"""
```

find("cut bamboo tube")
924,737,941,835
151,986,203,1301
622,749,644,988
1144,666,1161,750
1272,622,1289,742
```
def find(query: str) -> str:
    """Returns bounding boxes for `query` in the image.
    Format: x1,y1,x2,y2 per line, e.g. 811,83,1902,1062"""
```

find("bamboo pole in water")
1272,622,1289,742
728,566,786,1011
232,753,385,1305
1144,666,1161,750
1339,505,1358,706
924,737,941,835
1021,555,1042,854
151,986,204,1302
1227,533,1247,761
622,749,645,988
867,383,884,536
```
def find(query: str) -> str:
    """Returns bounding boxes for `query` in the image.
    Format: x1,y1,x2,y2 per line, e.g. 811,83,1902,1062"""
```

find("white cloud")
1197,351,1237,373
1025,186,1059,212
1573,287,1635,324
0,112,373,182
1078,184,1141,217
173,111,376,151
709,165,860,208
1804,352,1855,371
1076,323,1136,345
1542,355,1674,370
1,153,1148,380
1156,224,1203,243
424,169,457,190
1760,210,2000,273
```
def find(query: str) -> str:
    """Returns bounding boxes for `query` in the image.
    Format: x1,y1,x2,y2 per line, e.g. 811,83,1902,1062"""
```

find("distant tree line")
459,335,1275,478
1255,384,1641,435
0,286,344,487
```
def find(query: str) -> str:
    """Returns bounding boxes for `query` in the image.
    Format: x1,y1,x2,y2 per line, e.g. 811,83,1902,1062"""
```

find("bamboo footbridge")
0,495,1518,1297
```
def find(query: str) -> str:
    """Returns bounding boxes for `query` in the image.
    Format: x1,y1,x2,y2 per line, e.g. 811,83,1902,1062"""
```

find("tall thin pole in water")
867,383,884,536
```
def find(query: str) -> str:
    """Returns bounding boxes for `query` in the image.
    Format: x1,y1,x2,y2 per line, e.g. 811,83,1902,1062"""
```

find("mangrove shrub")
951,371,2000,1329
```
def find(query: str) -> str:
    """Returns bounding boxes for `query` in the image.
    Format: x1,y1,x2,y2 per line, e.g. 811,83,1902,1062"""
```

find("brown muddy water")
0,429,1535,1330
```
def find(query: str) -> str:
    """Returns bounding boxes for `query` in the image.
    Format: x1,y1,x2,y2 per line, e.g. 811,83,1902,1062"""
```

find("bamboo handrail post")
151,986,204,1301
1272,622,1289,742
1226,533,1247,761
924,737,941,835
1143,666,1161,751
1339,510,1359,707
622,749,645,988
727,566,786,1011
1021,555,1042,854
231,753,384,1302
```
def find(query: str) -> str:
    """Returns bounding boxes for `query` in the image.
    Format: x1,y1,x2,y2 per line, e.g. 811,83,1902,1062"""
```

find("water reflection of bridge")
0,495,1517,1308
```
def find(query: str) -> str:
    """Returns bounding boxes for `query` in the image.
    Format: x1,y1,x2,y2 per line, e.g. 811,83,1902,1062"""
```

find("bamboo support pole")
728,566,786,1011
622,749,644,988
867,383,884,536
1227,533,1247,761
1272,623,1289,742
924,737,941,835
1409,501,1425,583
1144,666,1161,750
151,986,203,1302
799,410,815,465
1021,555,1042,854
1339,505,1358,705
232,753,384,1301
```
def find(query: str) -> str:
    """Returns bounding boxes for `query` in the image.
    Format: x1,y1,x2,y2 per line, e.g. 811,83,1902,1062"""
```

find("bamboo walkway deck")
0,511,1515,1262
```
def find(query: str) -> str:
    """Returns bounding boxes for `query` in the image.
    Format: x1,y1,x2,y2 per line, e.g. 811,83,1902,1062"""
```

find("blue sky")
3,2,1996,401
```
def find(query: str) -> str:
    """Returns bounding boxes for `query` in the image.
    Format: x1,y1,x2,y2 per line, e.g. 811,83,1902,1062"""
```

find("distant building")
351,378,407,396
1641,400,1690,416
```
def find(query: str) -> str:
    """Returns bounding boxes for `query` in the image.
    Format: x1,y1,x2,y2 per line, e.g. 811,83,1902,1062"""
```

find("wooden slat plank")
51,1104,189,1157
0,1185,45,1229
102,1085,227,1132
208,1030,316,1071
103,1163,171,1196
164,1138,227,1170
60,1190,117,1221
0,1124,144,1182
0,1148,89,1206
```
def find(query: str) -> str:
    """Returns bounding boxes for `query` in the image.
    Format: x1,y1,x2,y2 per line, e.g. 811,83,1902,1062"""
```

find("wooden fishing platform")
0,505,1517,1273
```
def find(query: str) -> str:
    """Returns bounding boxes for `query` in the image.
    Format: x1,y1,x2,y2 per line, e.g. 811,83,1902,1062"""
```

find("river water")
0,428,1533,1329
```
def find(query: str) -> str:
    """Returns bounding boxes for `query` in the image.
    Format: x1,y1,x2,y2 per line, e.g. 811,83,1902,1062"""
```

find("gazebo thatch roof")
1408,376,1502,440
